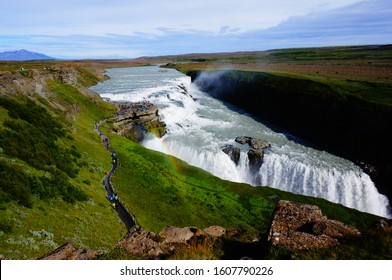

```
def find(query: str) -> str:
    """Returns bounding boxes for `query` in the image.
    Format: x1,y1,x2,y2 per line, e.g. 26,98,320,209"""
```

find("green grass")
0,196,126,259
166,44,392,107
102,129,381,236
97,128,388,259
1,59,389,260
0,68,123,259
266,45,392,61
191,69,392,107
262,71,392,106
75,67,102,87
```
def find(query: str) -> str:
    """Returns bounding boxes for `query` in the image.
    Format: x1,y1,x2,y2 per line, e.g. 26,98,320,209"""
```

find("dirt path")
95,121,136,231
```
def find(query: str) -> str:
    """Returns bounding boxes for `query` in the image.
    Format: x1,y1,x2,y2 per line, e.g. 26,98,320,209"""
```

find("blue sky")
0,0,391,59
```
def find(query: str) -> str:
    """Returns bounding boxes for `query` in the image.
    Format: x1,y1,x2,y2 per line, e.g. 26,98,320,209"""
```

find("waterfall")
258,152,390,217
91,65,391,218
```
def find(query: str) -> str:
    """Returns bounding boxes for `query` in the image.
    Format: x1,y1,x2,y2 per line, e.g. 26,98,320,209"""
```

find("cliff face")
190,70,392,200
111,101,166,142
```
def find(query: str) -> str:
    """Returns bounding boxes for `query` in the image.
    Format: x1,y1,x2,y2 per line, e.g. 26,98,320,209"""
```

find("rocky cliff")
268,200,361,250
110,101,166,142
222,136,270,172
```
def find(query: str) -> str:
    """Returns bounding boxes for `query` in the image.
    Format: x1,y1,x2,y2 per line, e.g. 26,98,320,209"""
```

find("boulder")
367,219,392,233
247,149,264,172
222,136,270,171
37,242,100,260
268,200,360,250
221,144,241,165
203,226,226,237
272,231,339,250
235,136,270,151
310,220,360,238
118,225,228,259
159,226,202,243
111,101,166,141
118,226,164,259
235,136,271,172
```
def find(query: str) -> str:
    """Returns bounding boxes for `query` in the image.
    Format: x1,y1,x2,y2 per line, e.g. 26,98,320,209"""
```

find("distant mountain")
0,49,54,61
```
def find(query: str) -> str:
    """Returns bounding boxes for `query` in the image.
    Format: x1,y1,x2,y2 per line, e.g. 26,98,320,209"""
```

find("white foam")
92,66,391,218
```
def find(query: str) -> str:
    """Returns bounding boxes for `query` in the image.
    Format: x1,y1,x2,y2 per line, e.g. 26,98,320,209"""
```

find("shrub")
0,98,79,177
0,98,88,206
0,161,88,207
0,161,33,207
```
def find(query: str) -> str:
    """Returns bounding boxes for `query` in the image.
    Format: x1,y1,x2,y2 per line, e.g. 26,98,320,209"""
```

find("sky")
0,0,391,59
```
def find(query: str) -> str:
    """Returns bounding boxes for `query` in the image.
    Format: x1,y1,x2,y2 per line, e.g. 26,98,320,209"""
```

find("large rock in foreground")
117,225,229,259
117,226,164,259
268,200,360,250
37,242,100,260
159,226,202,243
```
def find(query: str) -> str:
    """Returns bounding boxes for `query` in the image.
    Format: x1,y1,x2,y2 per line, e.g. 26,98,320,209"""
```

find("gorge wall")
188,70,392,201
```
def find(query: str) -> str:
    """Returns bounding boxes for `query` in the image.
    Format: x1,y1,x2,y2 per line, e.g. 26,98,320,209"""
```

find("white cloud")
1,0,362,36
1,0,389,58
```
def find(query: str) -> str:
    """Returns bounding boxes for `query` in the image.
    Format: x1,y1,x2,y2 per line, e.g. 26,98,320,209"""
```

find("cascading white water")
91,65,391,217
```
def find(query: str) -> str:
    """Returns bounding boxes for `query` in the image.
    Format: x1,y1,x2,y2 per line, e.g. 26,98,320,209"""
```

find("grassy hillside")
102,129,381,234
0,65,125,259
101,126,390,260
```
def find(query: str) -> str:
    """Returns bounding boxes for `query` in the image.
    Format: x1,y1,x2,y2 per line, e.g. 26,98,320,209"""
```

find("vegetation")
102,130,381,235
163,47,392,202
0,99,80,176
97,127,390,259
0,161,87,208
1,47,391,259
0,66,124,259
0,98,90,208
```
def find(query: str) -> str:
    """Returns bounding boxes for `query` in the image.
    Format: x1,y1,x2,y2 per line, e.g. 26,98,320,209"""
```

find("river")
91,65,391,217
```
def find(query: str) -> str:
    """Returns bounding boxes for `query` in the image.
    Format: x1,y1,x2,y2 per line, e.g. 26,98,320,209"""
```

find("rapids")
91,66,391,217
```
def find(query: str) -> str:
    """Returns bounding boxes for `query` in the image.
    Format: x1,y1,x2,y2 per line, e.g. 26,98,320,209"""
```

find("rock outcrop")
37,242,100,260
111,101,166,142
175,83,196,101
117,226,165,259
159,226,202,243
235,136,271,151
221,144,241,165
203,226,227,237
116,225,228,259
268,200,360,250
221,136,270,172
367,219,392,233
0,67,78,98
